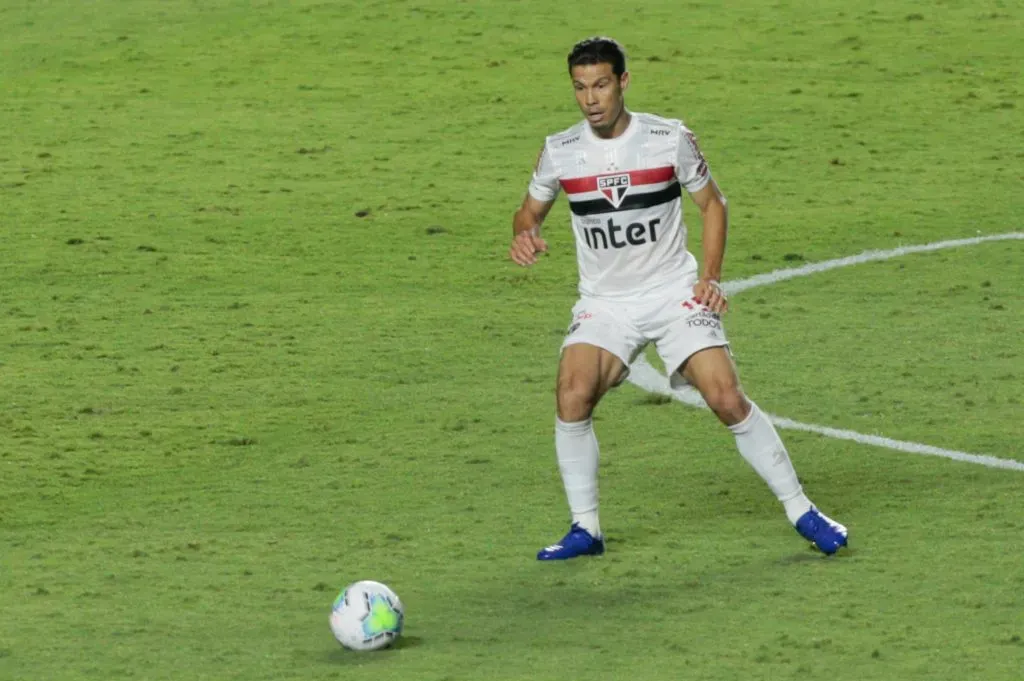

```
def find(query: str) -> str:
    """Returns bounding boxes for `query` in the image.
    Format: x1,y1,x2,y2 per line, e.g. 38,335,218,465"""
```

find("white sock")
555,417,601,537
728,402,813,525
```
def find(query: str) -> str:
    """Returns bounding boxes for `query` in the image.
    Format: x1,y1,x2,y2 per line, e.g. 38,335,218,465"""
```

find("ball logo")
360,593,403,640
597,173,630,208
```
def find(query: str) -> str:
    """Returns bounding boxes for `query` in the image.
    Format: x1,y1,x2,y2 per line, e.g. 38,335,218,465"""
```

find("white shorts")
560,279,729,388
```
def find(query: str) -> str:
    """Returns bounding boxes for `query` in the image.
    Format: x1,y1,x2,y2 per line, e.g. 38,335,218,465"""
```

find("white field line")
628,358,1024,472
626,232,1024,471
724,232,1024,295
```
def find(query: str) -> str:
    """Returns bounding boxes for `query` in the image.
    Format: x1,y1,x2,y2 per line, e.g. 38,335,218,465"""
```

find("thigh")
679,345,741,396
557,342,628,400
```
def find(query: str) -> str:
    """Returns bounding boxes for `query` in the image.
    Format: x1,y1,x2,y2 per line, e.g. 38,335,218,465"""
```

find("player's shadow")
322,635,424,665
776,546,856,564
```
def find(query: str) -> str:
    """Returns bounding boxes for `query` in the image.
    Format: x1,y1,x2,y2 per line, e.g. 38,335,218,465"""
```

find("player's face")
571,63,629,134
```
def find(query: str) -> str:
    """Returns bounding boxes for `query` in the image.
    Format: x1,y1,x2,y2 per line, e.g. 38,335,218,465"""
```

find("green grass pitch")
1,1,1022,679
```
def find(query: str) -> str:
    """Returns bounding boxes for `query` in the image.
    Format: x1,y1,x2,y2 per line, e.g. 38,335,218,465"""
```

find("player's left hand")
694,278,728,315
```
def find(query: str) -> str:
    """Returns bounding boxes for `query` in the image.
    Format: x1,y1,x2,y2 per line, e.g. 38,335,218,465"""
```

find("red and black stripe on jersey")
559,166,680,216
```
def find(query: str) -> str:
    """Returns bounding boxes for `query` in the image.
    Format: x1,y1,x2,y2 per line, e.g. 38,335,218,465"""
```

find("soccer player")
510,37,848,560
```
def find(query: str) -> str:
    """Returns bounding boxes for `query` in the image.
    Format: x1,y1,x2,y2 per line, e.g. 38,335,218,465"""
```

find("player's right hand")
509,229,548,267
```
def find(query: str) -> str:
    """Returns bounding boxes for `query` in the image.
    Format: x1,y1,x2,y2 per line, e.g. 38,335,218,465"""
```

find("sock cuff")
556,417,593,435
727,401,761,435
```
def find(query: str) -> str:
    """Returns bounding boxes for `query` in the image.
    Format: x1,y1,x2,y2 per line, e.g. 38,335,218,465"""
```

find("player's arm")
509,141,560,267
510,195,554,266
690,180,729,313
676,124,729,313
690,179,729,302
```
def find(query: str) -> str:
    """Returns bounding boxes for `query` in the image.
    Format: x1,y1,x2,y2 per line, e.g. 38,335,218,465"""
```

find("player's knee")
556,376,598,422
704,385,749,425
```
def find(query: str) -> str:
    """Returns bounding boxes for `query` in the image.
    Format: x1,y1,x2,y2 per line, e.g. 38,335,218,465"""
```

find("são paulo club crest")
597,172,630,208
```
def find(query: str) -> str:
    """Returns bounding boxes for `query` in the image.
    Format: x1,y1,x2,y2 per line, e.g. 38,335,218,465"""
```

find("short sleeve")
527,141,561,202
675,124,711,193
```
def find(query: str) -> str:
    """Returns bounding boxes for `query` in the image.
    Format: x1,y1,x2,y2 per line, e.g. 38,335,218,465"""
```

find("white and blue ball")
329,580,404,651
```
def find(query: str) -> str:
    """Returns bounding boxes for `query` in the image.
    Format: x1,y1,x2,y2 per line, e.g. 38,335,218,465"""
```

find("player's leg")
537,343,624,561
538,302,643,561
650,288,847,555
555,342,626,523
679,346,808,510
678,347,848,554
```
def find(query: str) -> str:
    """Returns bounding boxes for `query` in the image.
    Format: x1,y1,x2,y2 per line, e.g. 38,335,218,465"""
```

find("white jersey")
528,111,711,300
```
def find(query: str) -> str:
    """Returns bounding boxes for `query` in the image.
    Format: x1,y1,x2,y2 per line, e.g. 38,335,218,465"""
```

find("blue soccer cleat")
795,508,848,555
537,523,605,560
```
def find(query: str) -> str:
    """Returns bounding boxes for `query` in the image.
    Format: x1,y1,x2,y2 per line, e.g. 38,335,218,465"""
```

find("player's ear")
619,71,630,92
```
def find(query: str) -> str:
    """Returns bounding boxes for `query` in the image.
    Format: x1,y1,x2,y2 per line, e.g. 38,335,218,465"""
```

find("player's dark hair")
567,37,627,77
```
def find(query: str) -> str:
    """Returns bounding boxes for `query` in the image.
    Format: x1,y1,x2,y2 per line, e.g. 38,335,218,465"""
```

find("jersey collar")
583,109,638,146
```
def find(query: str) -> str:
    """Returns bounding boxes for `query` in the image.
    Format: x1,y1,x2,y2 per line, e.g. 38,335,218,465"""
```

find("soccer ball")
329,580,404,651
